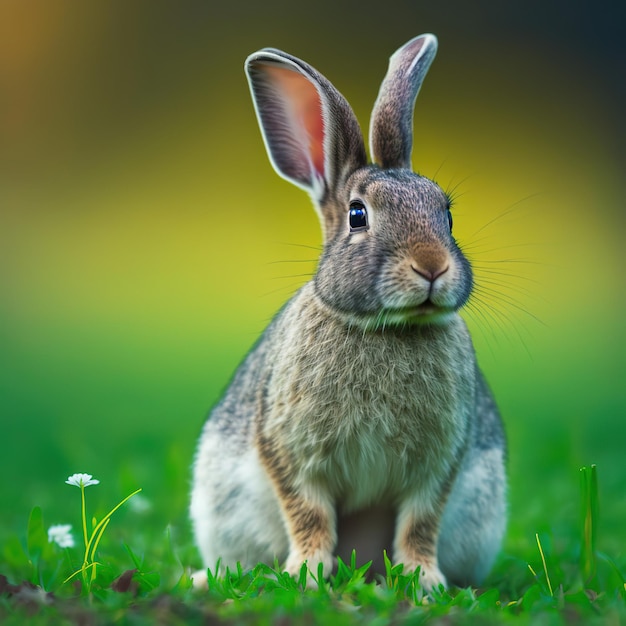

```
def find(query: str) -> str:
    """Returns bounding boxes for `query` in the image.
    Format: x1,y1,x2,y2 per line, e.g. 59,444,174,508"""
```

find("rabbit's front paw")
405,560,447,593
190,568,209,590
285,549,334,587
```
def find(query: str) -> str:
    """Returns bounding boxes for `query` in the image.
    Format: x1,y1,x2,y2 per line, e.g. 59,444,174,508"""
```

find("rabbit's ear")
245,49,366,204
369,34,438,170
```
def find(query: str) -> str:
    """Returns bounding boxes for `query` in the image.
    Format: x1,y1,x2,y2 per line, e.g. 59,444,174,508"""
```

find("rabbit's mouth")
369,301,456,327
336,298,457,330
414,300,442,316
399,296,453,317
407,303,455,323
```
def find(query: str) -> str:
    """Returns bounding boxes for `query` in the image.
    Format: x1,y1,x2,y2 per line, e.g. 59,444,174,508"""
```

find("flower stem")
80,484,88,548
64,485,142,593
80,484,90,590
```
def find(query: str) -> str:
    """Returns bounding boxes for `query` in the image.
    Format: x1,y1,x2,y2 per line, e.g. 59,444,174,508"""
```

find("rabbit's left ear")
245,49,366,206
369,34,438,170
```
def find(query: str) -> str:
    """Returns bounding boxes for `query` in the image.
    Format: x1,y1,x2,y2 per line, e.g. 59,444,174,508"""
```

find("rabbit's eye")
349,201,369,232
446,208,453,232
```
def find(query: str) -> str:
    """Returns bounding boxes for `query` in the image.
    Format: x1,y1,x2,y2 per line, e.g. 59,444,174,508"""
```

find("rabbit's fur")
191,34,506,591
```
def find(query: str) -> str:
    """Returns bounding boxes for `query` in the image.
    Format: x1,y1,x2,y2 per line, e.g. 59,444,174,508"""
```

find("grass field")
1,1,625,624
0,464,624,624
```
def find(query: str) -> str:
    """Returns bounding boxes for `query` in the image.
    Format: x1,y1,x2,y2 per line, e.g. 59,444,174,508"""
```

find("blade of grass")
535,533,553,596
580,465,599,584
84,488,142,563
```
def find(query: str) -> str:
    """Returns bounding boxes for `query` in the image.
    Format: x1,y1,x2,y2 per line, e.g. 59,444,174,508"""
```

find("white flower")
48,524,75,548
65,473,100,488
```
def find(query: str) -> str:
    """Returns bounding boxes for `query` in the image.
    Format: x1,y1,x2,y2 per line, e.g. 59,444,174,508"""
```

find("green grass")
1,465,624,625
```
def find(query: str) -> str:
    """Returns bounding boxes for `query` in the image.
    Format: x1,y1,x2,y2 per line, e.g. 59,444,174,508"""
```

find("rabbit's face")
245,38,473,331
313,167,472,329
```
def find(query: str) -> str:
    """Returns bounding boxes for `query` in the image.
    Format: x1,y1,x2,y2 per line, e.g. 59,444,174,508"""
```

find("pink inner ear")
264,65,325,177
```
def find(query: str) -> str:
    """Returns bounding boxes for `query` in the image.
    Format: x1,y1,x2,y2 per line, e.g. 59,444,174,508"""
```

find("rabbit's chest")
265,318,474,505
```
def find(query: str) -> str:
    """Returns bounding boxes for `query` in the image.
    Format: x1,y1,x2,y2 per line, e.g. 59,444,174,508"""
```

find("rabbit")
190,33,507,592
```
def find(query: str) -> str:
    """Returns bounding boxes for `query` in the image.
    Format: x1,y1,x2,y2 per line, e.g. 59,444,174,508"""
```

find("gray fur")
191,34,506,591
370,34,438,169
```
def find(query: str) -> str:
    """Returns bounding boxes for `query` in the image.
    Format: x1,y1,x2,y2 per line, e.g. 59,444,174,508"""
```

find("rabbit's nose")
411,264,449,282
410,246,450,282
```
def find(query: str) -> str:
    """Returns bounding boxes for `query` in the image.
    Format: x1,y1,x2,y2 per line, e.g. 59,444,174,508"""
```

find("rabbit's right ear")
245,50,367,207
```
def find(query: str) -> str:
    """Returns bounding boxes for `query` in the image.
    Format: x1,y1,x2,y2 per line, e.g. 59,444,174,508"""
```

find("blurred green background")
1,0,624,564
